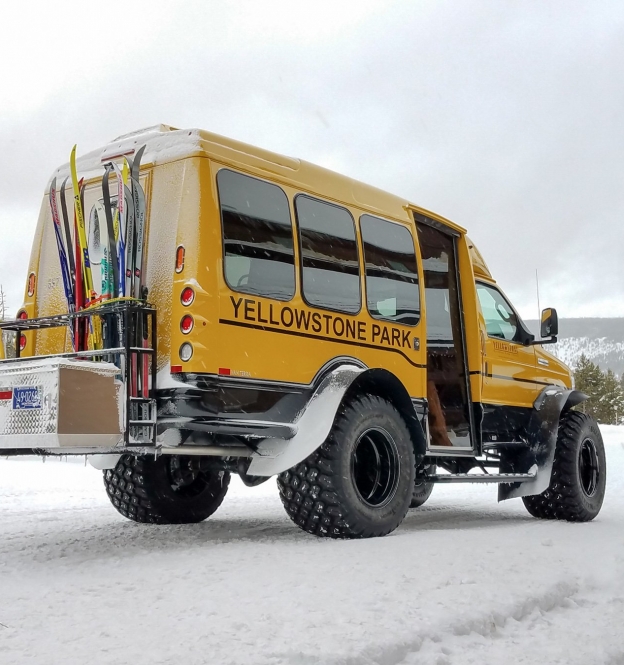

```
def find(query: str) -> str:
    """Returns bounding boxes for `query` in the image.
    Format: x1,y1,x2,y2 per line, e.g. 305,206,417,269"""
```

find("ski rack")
0,301,157,447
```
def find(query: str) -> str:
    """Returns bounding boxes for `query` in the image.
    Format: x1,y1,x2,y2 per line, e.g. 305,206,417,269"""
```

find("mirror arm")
522,331,535,346
529,336,558,346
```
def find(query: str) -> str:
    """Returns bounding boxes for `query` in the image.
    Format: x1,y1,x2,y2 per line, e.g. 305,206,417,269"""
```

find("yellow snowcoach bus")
0,124,605,537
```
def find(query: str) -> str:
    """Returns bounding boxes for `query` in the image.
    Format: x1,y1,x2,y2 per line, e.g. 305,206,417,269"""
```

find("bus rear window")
217,169,295,301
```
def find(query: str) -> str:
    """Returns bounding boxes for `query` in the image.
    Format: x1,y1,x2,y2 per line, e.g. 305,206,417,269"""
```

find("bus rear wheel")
104,454,230,524
277,394,415,538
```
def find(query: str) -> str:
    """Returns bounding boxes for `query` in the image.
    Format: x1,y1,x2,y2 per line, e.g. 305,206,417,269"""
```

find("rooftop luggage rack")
0,300,157,447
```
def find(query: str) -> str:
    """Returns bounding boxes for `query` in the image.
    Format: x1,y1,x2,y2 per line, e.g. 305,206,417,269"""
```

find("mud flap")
246,365,365,477
498,388,587,501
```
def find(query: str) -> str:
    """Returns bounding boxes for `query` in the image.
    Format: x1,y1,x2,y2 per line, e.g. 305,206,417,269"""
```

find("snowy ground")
1,430,624,665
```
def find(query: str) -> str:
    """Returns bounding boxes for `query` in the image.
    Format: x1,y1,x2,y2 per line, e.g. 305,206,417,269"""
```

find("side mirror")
540,308,558,338
531,307,558,344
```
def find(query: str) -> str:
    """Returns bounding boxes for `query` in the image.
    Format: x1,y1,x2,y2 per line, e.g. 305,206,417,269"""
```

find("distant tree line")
574,353,624,425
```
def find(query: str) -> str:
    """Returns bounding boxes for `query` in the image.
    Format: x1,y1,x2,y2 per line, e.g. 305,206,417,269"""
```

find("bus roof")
49,124,466,233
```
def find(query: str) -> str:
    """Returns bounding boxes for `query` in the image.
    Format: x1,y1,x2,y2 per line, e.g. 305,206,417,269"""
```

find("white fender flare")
246,364,365,477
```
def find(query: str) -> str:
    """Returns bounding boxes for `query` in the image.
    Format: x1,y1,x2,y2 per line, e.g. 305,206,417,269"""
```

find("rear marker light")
171,365,183,374
175,245,185,273
180,315,194,334
218,368,231,376
27,273,36,297
179,343,193,362
181,287,195,306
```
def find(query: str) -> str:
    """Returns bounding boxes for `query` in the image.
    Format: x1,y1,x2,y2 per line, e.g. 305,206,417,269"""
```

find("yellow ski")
70,145,101,349
70,145,95,302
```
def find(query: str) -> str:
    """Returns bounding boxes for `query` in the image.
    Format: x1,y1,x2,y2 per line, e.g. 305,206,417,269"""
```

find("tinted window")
360,215,420,326
217,169,295,300
476,283,520,341
295,195,360,313
416,223,455,346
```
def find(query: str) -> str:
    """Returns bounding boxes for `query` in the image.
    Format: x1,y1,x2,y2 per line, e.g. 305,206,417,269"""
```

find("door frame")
413,212,478,456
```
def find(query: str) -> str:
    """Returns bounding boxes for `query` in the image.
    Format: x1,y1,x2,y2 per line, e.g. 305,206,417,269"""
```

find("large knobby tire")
277,394,415,539
522,411,606,522
104,454,230,524
411,463,436,508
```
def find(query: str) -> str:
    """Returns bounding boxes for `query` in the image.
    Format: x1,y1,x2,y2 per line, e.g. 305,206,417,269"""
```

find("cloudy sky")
1,0,623,319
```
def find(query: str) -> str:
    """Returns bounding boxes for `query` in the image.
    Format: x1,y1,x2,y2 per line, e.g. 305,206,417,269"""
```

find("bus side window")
217,169,296,301
295,195,361,314
360,215,420,326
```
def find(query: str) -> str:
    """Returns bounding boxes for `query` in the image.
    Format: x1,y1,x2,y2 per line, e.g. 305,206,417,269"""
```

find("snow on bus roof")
45,124,464,230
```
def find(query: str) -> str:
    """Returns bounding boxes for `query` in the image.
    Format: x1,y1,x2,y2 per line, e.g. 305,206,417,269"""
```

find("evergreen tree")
597,369,624,425
574,354,604,418
574,355,624,424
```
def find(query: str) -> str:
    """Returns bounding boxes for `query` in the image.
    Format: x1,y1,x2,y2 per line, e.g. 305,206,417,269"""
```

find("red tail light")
180,315,194,334
181,287,195,306
16,311,28,352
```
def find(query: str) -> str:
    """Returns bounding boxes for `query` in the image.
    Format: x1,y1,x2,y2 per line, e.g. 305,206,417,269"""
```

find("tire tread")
522,411,605,522
103,455,230,524
277,394,414,539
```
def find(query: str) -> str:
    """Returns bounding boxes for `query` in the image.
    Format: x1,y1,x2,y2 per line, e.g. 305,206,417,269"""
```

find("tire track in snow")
272,581,594,665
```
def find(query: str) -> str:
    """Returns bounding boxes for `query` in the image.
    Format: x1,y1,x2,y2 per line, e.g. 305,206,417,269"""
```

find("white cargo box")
0,358,123,449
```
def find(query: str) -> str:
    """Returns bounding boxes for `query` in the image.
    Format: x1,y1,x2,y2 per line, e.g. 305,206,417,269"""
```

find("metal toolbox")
0,358,123,449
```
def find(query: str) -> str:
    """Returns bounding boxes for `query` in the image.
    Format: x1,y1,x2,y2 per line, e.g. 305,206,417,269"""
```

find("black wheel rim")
579,438,600,498
167,456,210,498
351,427,400,508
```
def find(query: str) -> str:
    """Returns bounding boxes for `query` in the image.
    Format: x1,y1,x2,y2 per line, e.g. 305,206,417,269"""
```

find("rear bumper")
0,359,365,479
156,373,313,440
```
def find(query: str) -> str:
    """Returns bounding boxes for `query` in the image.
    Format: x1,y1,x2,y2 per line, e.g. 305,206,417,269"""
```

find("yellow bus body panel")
18,126,572,412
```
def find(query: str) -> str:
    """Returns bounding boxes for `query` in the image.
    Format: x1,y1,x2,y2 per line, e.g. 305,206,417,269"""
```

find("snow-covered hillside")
527,318,624,375
551,336,624,376
1,429,624,664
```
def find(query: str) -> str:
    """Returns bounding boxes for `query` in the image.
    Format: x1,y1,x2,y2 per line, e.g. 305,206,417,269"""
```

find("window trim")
359,213,421,327
293,192,362,316
217,167,296,303
475,280,534,345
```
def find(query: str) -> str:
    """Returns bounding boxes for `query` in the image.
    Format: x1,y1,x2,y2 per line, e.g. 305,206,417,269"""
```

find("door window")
360,215,420,326
476,283,520,342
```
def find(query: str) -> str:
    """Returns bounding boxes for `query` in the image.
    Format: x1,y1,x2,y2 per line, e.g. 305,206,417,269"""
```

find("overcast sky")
1,0,623,319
